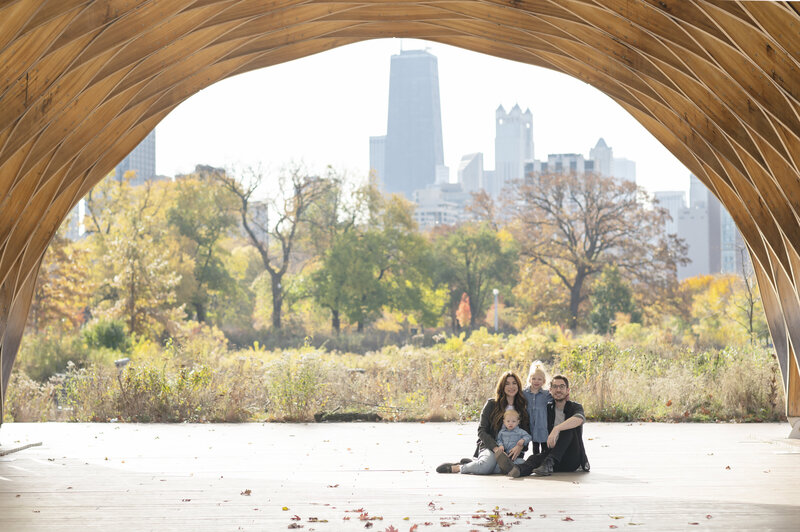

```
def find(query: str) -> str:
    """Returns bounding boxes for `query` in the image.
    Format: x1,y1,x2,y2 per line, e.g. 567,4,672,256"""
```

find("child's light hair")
503,409,520,420
526,360,549,385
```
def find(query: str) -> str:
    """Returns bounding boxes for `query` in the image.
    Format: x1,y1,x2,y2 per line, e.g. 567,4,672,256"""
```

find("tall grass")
4,325,784,423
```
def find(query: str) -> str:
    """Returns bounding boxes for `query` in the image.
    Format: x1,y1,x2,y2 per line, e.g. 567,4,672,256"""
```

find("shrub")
82,320,131,352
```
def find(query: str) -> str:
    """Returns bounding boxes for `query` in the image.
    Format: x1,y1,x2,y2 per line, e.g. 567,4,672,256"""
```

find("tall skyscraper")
369,135,386,184
493,104,533,197
379,49,444,198
113,129,156,186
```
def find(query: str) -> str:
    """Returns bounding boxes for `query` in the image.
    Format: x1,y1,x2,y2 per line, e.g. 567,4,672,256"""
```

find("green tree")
167,171,238,324
312,191,442,332
214,165,331,330
589,264,641,334
434,222,518,329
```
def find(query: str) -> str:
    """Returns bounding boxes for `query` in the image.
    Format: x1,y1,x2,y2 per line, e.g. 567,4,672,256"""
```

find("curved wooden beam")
1,0,799,424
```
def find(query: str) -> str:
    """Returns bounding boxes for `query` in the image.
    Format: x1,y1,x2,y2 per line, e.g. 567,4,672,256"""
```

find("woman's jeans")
460,448,525,475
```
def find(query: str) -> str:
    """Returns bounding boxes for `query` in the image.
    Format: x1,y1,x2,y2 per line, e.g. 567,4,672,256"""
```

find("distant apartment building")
371,49,444,199
653,190,685,236
65,130,158,240
458,153,484,193
589,138,613,177
113,130,157,185
412,183,471,231
612,157,636,182
545,153,586,175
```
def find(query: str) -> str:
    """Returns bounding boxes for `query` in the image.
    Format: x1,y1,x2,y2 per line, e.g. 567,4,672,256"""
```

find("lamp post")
493,288,499,332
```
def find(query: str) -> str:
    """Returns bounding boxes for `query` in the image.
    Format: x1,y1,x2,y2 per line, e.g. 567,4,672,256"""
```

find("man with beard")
508,375,590,477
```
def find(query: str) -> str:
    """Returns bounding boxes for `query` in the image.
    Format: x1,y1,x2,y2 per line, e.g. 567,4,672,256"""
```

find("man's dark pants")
518,428,582,475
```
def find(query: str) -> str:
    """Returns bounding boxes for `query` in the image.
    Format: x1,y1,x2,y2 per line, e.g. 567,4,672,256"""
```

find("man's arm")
547,403,585,448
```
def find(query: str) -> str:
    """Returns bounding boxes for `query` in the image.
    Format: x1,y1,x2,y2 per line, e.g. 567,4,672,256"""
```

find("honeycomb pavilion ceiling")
1,1,800,416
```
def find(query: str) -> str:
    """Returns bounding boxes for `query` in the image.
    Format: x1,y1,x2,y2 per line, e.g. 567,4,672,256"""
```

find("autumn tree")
508,172,687,330
92,179,182,337
455,293,471,330
214,165,331,330
28,221,93,332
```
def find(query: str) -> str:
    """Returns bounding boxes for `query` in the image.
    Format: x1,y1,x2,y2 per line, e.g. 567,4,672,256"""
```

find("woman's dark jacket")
474,398,530,456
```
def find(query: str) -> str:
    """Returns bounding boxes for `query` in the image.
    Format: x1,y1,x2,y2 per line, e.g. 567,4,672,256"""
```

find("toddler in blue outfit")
522,361,553,456
494,409,532,466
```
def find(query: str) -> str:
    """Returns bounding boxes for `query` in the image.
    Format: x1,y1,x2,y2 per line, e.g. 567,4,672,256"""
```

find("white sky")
156,39,692,196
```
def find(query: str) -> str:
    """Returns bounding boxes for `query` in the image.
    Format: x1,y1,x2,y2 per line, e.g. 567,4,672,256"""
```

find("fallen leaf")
706,515,713,519
385,526,399,532
291,515,301,521
410,525,418,531
610,526,618,529
725,466,731,470
242,490,252,496
610,516,624,519
181,499,191,502
365,523,373,529
327,484,339,488
288,524,304,529
666,400,672,406
562,517,574,521
689,523,699,526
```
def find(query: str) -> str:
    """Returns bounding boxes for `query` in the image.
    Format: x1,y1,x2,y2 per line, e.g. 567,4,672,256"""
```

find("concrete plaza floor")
1,422,799,531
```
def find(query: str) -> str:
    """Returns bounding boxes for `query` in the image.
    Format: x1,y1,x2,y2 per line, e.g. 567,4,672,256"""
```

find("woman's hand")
494,445,503,453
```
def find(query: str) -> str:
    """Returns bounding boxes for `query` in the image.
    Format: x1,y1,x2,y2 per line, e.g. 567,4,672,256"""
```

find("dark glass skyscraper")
382,49,444,198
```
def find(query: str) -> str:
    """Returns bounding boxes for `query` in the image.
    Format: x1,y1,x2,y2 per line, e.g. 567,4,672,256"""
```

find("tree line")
28,165,769,349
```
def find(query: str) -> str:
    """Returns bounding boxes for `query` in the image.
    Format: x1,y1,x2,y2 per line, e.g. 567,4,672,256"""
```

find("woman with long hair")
436,371,530,474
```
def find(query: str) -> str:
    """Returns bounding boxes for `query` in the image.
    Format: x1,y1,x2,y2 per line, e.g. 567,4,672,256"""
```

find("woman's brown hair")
491,371,528,431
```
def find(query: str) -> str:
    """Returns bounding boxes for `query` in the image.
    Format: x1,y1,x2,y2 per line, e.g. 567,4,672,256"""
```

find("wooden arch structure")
1,1,800,426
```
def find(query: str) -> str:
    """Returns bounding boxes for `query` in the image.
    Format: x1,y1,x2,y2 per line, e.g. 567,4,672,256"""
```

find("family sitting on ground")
436,363,589,477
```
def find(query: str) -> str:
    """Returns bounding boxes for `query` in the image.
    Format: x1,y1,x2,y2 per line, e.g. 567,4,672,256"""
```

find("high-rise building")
493,104,533,197
458,153,484,193
113,130,156,186
612,158,636,182
378,49,444,199
677,204,710,279
412,183,471,231
547,153,586,175
369,135,386,184
665,174,744,280
589,138,612,177
653,191,685,236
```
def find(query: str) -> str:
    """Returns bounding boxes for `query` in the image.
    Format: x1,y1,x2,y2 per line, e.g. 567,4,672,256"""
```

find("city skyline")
155,39,693,196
